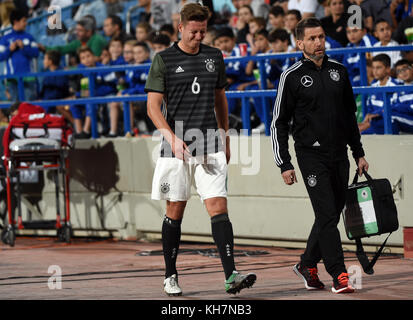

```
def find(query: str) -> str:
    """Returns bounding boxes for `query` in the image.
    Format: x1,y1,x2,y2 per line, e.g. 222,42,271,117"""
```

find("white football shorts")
151,151,228,202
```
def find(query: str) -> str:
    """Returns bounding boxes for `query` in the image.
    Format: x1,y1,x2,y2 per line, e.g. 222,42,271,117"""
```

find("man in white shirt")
288,0,320,19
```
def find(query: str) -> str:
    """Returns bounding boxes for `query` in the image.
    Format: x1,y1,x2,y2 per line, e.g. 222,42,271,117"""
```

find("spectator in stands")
39,50,72,121
288,0,319,19
41,15,108,57
214,26,256,114
272,0,289,13
321,0,350,47
160,23,178,42
73,0,107,30
71,47,117,139
235,4,254,44
100,46,111,65
268,28,294,86
361,54,399,134
246,16,266,54
151,33,171,53
150,0,178,31
203,26,218,46
372,19,402,68
390,0,410,29
103,14,134,43
244,29,276,132
343,22,377,87
360,0,393,32
107,41,151,137
0,9,39,101
285,9,302,48
123,40,137,64
390,59,413,133
134,0,152,24
268,5,285,31
0,0,15,30
135,21,152,43
108,37,125,65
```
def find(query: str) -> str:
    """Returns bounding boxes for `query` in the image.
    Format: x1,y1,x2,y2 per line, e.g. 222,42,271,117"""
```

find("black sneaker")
74,131,91,139
105,132,118,138
293,263,325,290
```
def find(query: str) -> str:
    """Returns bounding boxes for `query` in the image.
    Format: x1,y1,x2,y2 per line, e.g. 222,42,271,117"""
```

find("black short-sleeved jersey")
145,42,228,157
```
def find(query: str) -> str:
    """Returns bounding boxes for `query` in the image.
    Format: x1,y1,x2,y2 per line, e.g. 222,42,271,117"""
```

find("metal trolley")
1,106,73,246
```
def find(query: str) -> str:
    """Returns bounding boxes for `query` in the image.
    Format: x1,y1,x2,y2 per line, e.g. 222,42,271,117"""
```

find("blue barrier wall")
2,45,413,137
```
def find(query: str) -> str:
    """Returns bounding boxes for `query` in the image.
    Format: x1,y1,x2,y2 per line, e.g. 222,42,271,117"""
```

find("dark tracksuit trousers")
297,151,349,279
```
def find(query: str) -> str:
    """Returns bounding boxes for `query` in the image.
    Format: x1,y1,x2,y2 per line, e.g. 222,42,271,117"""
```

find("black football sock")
162,215,182,279
211,213,236,280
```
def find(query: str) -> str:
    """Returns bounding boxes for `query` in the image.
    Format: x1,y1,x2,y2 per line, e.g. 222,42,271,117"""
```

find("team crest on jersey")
307,175,317,187
205,59,215,72
161,182,170,194
329,69,340,81
301,75,313,87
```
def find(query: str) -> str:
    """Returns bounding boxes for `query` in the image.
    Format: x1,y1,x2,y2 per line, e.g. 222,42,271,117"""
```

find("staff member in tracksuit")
270,18,369,294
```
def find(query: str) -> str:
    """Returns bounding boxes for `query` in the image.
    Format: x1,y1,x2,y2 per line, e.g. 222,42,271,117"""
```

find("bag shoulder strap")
355,233,392,275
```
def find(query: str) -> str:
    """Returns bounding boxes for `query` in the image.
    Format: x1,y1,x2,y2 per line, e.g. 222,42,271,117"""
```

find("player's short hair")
214,27,235,40
269,5,285,18
134,41,150,53
372,53,391,68
45,50,61,66
286,9,302,21
180,2,210,25
295,17,323,40
269,28,290,43
395,59,412,68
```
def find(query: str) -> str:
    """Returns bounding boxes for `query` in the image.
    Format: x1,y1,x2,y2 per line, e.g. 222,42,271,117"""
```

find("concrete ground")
0,236,412,301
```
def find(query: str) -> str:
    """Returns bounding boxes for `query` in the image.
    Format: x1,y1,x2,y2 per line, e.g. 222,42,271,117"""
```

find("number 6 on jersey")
192,77,200,94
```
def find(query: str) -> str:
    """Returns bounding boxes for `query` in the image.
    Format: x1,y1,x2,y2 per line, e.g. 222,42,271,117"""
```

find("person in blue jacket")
361,54,399,135
39,50,73,123
71,47,118,139
107,41,151,137
392,59,413,134
0,10,39,101
343,23,377,87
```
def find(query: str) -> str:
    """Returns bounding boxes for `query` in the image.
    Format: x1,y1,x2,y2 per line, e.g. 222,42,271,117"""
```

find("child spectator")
107,42,151,137
123,40,137,64
268,5,285,31
214,27,256,115
268,28,295,86
391,59,413,134
108,37,125,65
135,22,152,43
71,47,118,139
202,26,217,47
152,33,171,54
361,54,399,135
372,19,402,68
246,16,267,53
39,50,72,122
0,9,39,101
160,23,178,42
100,46,111,65
284,9,301,49
343,23,377,87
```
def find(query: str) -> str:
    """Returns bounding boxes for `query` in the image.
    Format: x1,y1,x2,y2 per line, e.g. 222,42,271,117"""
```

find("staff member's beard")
304,47,325,61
